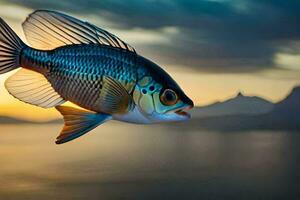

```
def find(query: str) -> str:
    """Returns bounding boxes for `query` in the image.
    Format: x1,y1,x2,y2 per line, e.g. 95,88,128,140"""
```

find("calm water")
0,122,300,200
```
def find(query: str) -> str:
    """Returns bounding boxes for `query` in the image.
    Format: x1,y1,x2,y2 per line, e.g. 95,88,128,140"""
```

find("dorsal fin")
5,69,65,108
22,10,136,52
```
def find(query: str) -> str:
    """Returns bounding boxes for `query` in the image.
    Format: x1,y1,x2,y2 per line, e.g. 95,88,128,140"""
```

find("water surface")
0,123,299,199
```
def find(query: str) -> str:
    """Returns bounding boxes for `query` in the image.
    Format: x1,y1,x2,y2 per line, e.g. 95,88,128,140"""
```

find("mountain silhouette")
273,87,300,115
191,91,274,118
0,116,32,124
263,87,300,130
0,116,61,124
186,86,300,131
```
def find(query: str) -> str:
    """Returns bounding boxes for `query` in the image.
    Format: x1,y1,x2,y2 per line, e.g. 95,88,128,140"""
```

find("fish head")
133,56,194,123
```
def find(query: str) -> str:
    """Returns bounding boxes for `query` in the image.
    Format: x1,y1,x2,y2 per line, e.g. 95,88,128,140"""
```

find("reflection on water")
0,123,300,199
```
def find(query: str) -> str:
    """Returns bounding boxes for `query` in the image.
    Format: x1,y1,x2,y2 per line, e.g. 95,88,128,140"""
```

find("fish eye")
160,89,178,106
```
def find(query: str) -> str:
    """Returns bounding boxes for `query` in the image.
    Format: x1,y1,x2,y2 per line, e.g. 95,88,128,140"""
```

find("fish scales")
0,10,193,144
21,44,138,112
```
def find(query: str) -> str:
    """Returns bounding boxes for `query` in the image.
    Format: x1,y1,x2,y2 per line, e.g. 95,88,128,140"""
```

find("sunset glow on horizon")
0,2,300,121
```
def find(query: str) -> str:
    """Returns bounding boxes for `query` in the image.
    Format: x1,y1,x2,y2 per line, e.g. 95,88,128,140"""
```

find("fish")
0,10,194,144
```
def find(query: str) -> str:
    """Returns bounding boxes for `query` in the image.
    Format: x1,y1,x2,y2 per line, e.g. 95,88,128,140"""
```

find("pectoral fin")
98,76,134,114
55,106,112,144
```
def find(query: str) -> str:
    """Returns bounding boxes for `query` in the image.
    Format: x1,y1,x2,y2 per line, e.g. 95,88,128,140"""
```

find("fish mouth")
175,109,189,117
173,105,193,118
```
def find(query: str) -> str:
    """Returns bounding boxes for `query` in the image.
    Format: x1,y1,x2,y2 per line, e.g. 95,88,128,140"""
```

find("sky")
0,0,300,121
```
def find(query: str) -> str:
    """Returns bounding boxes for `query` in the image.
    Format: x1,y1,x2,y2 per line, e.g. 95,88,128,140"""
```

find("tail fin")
0,18,25,74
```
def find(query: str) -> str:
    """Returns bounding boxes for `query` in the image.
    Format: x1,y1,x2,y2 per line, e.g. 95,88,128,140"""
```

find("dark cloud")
3,0,300,72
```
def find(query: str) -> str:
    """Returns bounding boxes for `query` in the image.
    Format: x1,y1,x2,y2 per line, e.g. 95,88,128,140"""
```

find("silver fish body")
0,10,193,144
21,44,138,113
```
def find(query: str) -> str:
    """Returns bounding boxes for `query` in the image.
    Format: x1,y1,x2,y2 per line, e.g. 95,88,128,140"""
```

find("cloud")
2,0,300,72
275,53,300,71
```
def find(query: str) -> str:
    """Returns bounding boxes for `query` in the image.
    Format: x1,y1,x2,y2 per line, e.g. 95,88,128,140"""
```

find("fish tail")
0,18,26,74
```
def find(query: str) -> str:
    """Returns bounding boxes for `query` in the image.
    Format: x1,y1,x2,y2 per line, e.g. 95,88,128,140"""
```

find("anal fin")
55,106,112,144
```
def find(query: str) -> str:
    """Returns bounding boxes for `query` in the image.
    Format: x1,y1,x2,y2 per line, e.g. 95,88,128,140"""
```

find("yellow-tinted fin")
96,76,134,114
22,10,136,52
55,106,112,144
5,69,65,108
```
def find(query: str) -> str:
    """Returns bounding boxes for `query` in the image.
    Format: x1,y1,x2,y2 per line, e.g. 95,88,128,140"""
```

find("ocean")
0,122,299,199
